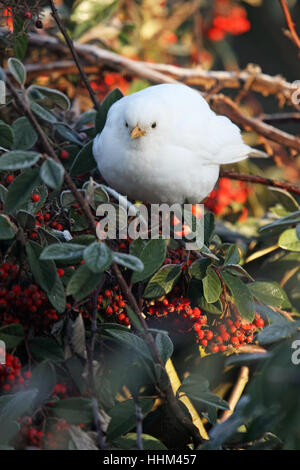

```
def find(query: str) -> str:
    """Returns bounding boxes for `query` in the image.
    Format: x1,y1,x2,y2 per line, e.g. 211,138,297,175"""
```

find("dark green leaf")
131,239,166,283
221,271,255,322
0,324,24,348
51,398,93,424
0,214,15,240
5,168,41,213
249,281,289,308
0,150,40,171
12,117,37,150
143,264,181,299
107,398,154,441
202,267,222,303
95,89,124,134
155,332,173,363
83,242,113,273
189,258,211,280
66,264,103,301
113,252,144,272
8,57,26,86
0,121,14,149
40,159,64,190
40,243,84,263
70,141,96,176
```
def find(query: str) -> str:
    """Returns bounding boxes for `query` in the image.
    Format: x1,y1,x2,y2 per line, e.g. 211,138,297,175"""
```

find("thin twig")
279,0,300,51
133,395,144,450
48,0,100,110
219,366,249,423
87,279,106,449
219,170,300,197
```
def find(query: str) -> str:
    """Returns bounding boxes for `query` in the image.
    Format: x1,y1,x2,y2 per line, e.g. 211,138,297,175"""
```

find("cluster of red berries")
97,286,130,326
205,177,251,220
0,264,59,330
16,416,44,449
52,382,69,399
207,3,251,42
0,353,32,393
30,211,64,240
45,419,70,450
146,296,264,354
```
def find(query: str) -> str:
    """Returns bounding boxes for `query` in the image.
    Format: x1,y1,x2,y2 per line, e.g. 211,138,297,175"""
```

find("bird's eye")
125,122,129,128
151,122,157,128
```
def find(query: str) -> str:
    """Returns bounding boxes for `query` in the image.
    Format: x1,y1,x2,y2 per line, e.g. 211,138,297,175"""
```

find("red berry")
60,150,69,160
31,194,40,203
57,268,65,277
24,11,32,19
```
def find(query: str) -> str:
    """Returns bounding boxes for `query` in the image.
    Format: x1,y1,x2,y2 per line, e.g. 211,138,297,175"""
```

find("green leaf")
221,271,255,322
0,150,40,171
70,141,96,176
16,210,35,230
27,85,70,111
131,239,166,283
40,159,64,190
83,242,113,273
26,241,66,312
26,241,57,292
0,121,14,149
0,324,24,348
95,88,124,133
0,389,38,444
155,332,173,363
51,398,93,424
8,57,26,86
202,267,222,304
112,252,144,272
0,214,15,240
47,275,66,313
40,243,84,263
143,264,181,299
12,16,28,60
30,102,57,123
5,168,41,213
189,258,211,280
279,228,300,252
224,245,240,265
12,117,37,150
257,321,300,345
29,361,56,405
66,264,103,301
107,398,154,441
204,211,215,245
55,124,83,146
30,337,64,362
129,238,147,258
69,206,89,232
104,329,152,361
249,281,289,308
23,184,48,214
184,392,229,411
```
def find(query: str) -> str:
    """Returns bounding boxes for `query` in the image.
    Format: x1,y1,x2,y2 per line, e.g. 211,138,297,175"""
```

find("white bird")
93,84,252,204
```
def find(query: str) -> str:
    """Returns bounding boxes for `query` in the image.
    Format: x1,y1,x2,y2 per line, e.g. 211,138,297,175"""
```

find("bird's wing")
173,102,252,166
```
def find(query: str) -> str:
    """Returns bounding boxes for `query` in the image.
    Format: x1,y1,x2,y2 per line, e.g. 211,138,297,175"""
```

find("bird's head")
121,96,164,141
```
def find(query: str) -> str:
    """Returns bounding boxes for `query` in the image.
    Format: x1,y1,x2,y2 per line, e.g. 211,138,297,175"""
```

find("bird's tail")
215,143,253,165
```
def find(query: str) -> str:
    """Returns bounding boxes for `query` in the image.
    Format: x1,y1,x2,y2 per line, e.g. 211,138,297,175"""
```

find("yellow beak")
130,125,146,139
